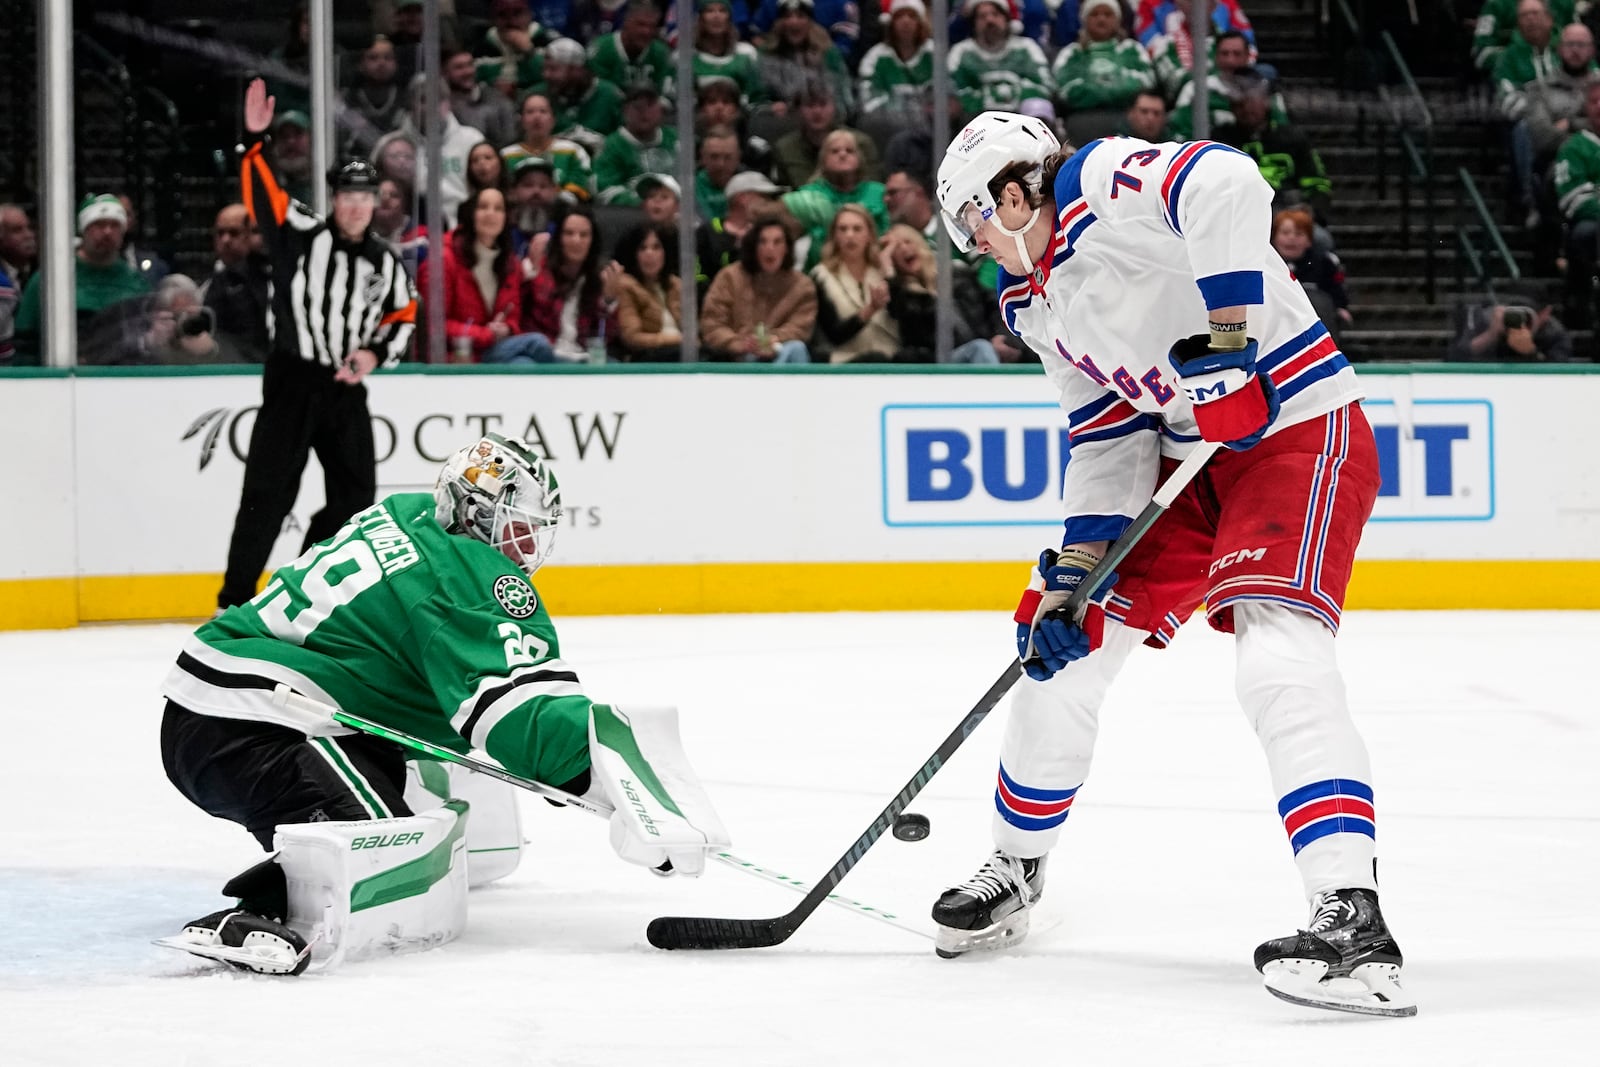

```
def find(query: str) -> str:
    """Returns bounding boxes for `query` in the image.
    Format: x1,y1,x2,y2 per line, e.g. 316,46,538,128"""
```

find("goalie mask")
434,434,563,577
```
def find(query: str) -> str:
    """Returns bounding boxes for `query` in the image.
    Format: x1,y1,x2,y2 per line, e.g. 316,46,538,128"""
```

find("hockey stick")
291,700,931,940
646,440,1222,950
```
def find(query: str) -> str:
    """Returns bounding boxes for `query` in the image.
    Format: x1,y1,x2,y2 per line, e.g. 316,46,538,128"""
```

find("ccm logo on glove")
1014,548,1117,682
1167,334,1281,450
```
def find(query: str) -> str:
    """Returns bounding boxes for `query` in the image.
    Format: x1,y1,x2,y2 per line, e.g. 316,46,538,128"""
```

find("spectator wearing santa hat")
859,0,935,121
1051,0,1156,143
948,0,1053,119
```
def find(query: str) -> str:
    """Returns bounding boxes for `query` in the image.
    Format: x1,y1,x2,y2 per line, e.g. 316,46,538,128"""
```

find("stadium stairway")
1255,0,1587,360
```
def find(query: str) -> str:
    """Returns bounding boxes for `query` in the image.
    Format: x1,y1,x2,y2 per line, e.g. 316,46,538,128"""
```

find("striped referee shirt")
241,140,417,371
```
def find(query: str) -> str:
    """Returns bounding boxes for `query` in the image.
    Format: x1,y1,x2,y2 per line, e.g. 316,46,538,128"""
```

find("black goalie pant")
160,701,412,850
217,365,377,609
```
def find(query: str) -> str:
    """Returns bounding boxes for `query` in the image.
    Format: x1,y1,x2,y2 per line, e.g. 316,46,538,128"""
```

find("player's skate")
159,908,313,976
154,859,312,976
931,850,1046,959
1255,888,1415,1017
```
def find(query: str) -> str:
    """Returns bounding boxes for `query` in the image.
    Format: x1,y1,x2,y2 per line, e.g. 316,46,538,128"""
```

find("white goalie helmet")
434,433,563,577
936,110,1061,255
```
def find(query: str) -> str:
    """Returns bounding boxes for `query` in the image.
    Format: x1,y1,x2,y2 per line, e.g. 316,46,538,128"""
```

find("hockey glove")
1014,548,1117,682
1167,335,1281,451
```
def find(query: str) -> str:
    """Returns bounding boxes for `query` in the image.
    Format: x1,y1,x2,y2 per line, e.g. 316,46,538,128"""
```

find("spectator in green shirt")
589,2,675,100
530,37,625,160
695,126,745,220
1554,77,1600,321
11,194,151,365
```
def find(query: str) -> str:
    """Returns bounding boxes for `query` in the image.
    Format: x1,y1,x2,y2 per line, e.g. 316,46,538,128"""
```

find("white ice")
2,611,1597,1067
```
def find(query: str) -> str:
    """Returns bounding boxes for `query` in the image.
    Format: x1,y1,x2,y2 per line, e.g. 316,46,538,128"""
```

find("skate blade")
1262,959,1417,1018
934,909,1032,959
153,934,310,976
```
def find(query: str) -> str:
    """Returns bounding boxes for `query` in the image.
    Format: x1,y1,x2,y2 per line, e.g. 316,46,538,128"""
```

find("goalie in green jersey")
157,433,729,975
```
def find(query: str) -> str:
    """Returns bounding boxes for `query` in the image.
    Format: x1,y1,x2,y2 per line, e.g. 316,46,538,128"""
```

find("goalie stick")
646,441,1221,950
286,699,931,941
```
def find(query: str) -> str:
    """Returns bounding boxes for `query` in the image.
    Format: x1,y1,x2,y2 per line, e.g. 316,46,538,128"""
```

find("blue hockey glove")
1014,548,1117,682
1167,335,1281,450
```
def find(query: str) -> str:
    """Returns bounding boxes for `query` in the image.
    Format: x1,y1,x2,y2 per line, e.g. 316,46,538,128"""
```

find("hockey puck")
891,812,931,842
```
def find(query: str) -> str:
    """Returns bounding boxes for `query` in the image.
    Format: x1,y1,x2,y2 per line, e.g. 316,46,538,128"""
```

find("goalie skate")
1255,888,1416,1017
154,908,313,977
931,850,1045,959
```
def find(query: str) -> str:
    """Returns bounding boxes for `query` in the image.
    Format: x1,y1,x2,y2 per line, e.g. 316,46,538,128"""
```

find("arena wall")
2,364,1596,630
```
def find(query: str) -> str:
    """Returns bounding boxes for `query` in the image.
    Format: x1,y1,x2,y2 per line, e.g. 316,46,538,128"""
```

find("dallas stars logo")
493,574,537,618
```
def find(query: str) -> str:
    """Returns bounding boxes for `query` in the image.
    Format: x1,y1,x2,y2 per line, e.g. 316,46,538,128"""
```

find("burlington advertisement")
1,367,1595,626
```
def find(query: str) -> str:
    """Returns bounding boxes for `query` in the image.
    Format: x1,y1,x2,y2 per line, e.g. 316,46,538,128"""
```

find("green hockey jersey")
1473,0,1575,72
500,138,598,202
588,33,675,98
161,493,592,788
948,37,1051,113
695,43,767,105
530,78,627,155
1555,128,1600,222
594,126,681,204
1493,36,1561,118
1051,38,1155,111
857,41,935,116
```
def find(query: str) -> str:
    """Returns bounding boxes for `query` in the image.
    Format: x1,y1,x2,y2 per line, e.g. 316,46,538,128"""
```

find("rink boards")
2,364,1597,629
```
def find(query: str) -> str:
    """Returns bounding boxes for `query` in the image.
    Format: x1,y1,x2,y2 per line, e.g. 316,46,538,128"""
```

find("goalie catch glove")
1167,334,1281,450
1014,548,1117,682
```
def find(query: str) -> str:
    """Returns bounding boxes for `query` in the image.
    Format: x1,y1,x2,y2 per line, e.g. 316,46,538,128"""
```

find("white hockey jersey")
998,136,1363,547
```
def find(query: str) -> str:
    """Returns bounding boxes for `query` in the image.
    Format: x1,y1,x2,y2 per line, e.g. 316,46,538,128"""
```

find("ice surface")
2,612,1597,1066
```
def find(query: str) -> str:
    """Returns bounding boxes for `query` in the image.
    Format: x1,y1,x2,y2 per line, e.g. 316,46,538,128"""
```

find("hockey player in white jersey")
930,113,1413,1017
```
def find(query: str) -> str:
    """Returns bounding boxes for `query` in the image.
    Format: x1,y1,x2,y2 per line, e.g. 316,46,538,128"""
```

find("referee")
217,78,418,610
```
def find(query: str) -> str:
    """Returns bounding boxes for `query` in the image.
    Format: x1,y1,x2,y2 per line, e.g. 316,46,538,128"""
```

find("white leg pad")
589,704,731,877
404,761,525,887
274,800,470,970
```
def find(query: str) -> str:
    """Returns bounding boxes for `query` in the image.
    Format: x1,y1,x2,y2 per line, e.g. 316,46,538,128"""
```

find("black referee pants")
161,701,412,850
218,365,377,608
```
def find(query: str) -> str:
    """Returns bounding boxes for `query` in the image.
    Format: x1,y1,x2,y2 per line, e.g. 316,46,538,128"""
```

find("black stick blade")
646,914,795,950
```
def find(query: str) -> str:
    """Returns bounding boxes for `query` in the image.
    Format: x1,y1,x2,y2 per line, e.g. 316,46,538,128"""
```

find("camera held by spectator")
1448,281,1576,363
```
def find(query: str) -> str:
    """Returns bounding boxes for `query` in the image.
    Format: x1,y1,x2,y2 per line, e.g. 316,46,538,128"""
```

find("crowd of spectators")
48,0,1599,367
1459,0,1598,353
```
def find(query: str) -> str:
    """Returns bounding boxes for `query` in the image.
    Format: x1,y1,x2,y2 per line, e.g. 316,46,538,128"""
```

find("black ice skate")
1254,888,1415,1017
153,860,311,976
931,850,1046,959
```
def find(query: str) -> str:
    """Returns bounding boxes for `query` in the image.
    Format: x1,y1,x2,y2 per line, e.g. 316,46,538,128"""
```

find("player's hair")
739,213,797,273
1215,29,1251,52
989,147,1076,211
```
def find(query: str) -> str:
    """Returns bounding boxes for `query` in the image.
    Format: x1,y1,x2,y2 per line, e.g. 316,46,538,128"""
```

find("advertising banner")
1,366,1596,627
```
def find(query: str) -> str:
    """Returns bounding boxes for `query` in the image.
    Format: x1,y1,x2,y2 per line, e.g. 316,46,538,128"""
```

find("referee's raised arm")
238,78,299,248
